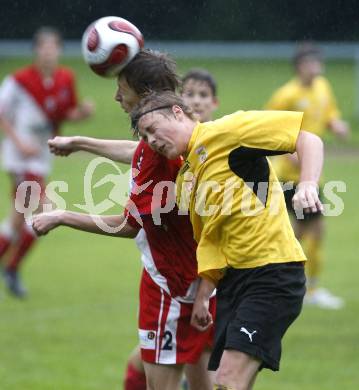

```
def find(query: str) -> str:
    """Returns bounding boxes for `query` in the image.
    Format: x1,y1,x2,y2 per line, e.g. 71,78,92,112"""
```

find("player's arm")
32,210,139,238
48,136,139,164
293,130,324,213
65,100,95,121
227,111,324,212
329,118,350,140
191,277,215,332
323,80,350,140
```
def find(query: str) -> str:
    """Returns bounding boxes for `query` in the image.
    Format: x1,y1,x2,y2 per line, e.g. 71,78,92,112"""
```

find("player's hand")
292,181,323,216
79,100,95,118
190,296,213,332
17,141,40,158
48,136,77,156
32,211,63,236
331,119,350,140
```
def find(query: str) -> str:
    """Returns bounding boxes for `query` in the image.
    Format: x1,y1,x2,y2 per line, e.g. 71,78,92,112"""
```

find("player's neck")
298,76,314,87
34,61,57,78
182,119,198,156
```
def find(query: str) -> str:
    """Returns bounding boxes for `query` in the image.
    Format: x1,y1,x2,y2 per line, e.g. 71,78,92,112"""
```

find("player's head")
293,43,323,84
33,26,62,69
131,91,196,159
181,68,218,122
115,49,180,113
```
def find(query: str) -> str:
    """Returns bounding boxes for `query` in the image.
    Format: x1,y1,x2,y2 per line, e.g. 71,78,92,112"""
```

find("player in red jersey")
124,67,219,389
0,27,93,297
33,52,216,390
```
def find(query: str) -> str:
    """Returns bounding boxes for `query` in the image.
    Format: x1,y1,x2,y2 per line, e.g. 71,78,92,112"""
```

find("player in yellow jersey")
130,91,324,390
265,43,350,309
124,68,219,390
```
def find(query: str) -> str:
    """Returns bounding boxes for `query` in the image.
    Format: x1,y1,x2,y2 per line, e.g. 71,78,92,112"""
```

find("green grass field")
0,58,358,389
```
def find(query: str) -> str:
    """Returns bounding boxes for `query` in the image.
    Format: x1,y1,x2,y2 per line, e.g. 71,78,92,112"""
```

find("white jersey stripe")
135,228,202,303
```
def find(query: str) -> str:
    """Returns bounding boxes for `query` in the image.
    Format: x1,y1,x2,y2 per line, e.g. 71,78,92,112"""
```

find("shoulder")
13,65,37,82
206,111,246,131
134,140,181,182
0,74,23,97
133,140,161,173
55,66,76,82
315,76,333,91
275,78,299,96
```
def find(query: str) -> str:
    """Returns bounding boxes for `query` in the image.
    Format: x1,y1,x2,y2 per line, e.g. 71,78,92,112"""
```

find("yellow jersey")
176,110,306,284
265,76,341,182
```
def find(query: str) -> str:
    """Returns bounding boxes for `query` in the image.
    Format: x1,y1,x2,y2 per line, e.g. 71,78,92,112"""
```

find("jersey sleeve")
225,110,303,155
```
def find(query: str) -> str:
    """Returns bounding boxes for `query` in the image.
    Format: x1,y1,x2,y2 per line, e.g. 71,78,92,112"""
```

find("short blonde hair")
130,91,195,134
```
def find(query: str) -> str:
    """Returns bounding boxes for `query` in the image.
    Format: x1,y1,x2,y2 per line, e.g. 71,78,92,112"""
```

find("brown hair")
293,42,322,67
182,68,217,97
33,26,62,47
130,91,195,133
120,49,180,96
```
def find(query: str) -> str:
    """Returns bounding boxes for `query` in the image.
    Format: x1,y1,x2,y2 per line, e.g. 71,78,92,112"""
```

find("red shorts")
138,269,216,365
12,172,46,201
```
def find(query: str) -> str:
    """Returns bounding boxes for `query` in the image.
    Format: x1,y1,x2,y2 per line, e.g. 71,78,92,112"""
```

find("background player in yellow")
265,43,350,309
130,91,324,390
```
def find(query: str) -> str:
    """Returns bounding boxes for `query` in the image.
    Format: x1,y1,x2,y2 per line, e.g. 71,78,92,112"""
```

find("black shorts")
283,186,323,222
208,262,306,372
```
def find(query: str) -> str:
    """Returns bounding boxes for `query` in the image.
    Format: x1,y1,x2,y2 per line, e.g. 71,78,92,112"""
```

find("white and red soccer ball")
82,16,144,78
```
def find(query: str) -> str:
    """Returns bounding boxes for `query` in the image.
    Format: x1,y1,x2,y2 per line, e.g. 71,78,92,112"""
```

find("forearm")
0,116,20,145
73,136,138,163
295,130,323,184
58,211,139,238
196,277,216,300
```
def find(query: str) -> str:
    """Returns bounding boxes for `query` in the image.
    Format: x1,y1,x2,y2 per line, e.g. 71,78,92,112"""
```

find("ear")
172,105,184,120
213,97,219,109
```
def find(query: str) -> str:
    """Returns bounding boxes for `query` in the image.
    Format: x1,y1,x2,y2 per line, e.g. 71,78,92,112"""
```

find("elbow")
297,130,323,153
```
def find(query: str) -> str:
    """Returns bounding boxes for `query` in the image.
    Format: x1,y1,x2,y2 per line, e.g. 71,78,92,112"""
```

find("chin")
165,149,180,160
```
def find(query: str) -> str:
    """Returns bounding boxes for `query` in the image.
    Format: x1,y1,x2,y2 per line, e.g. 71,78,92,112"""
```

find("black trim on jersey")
228,147,289,206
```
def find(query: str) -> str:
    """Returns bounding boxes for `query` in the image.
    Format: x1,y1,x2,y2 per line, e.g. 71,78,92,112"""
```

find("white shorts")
138,269,216,365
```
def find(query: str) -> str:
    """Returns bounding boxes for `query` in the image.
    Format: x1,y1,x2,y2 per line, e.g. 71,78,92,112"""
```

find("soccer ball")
82,16,144,78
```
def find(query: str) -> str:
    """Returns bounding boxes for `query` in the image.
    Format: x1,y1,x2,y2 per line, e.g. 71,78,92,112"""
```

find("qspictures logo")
14,157,347,233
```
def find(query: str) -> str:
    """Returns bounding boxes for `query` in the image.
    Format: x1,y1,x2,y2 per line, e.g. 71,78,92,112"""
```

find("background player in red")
32,51,216,390
0,27,93,297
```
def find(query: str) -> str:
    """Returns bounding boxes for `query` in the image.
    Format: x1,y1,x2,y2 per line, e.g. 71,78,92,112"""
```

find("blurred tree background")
1,0,359,41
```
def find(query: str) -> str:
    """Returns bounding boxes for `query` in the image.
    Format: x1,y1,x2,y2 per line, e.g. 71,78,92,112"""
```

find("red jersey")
125,140,199,301
13,65,77,134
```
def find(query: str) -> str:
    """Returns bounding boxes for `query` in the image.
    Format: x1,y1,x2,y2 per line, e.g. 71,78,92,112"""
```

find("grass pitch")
0,57,358,389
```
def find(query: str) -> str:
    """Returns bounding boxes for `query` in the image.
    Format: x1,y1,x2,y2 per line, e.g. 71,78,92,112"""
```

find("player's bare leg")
124,345,146,390
184,348,214,390
143,362,183,390
215,350,261,390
